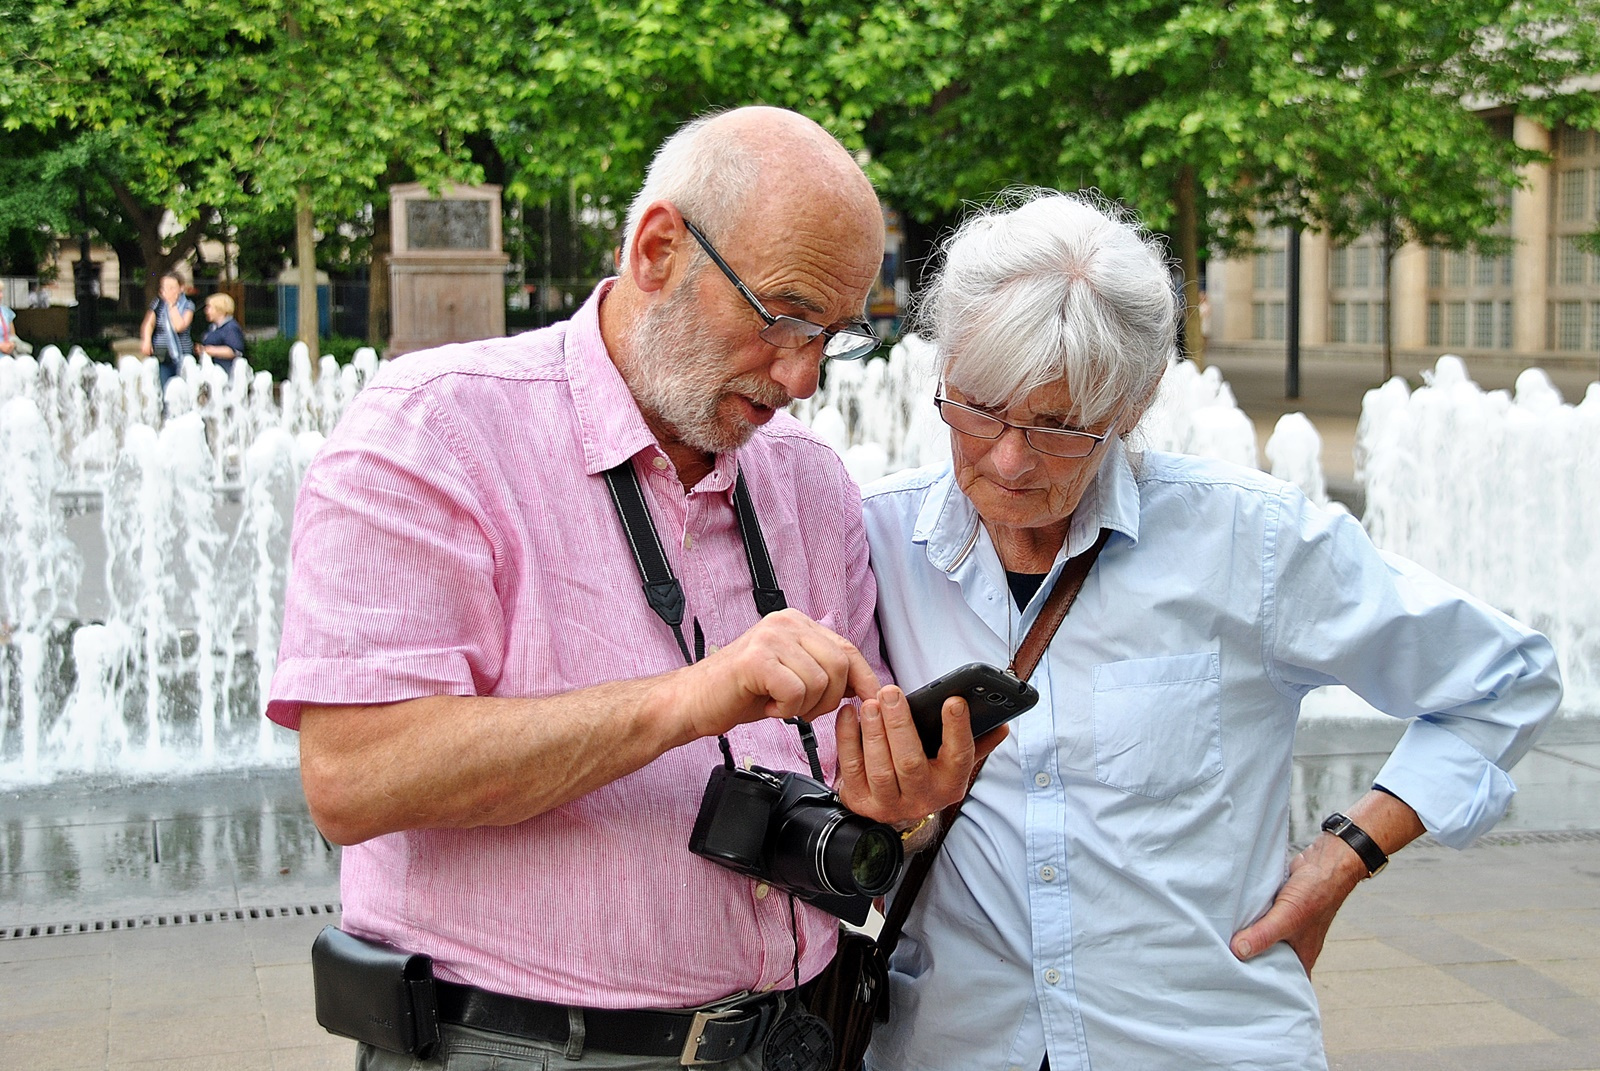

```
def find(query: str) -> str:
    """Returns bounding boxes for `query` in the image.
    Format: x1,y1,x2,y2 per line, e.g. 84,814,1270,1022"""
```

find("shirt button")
651,456,669,470
1044,968,1062,985
755,883,770,900
683,532,694,550
1034,772,1051,788
1040,865,1057,883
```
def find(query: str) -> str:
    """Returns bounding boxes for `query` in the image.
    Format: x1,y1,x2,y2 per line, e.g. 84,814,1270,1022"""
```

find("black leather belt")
434,980,787,1066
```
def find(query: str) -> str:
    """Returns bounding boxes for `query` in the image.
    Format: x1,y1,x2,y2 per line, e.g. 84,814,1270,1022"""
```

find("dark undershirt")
1006,570,1049,609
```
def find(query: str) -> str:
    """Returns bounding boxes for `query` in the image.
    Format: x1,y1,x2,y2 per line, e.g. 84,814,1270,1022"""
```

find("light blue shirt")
860,441,1560,1071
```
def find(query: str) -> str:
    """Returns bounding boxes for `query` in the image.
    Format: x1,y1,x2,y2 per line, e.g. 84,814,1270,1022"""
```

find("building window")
1427,302,1441,346
1500,301,1514,349
1559,170,1587,222
1269,250,1287,290
1557,302,1583,349
1560,237,1588,285
1560,125,1591,157
1253,253,1266,289
1448,253,1469,287
1446,302,1467,347
1331,302,1348,342
1426,249,1442,287
1332,248,1350,288
1252,302,1266,340
1501,255,1515,287
1376,302,1388,345
1269,301,1286,341
1473,302,1494,348
1592,302,1600,351
1353,302,1370,343
1474,254,1497,286
1353,246,1371,288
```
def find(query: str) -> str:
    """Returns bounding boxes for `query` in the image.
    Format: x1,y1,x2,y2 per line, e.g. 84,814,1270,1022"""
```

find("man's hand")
1229,835,1366,973
672,608,882,743
834,687,1008,827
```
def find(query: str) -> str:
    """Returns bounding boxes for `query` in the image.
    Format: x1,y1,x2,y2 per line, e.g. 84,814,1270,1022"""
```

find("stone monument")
388,182,509,356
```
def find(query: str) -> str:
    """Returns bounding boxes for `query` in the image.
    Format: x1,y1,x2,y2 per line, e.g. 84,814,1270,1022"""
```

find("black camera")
689,763,904,925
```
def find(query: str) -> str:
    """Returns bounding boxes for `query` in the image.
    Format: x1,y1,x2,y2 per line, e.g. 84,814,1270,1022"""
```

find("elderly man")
267,107,983,1071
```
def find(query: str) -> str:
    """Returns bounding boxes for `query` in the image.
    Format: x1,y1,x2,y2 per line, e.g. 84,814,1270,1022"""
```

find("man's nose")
769,343,825,400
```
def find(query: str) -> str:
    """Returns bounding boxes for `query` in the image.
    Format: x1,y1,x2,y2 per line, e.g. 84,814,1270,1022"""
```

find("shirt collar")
913,436,1143,573
566,279,741,494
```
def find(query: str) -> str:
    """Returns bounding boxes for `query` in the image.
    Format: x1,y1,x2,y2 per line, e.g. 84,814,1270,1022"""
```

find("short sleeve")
265,386,507,728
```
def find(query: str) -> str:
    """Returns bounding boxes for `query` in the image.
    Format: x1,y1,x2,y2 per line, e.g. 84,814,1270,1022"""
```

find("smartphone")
904,662,1039,758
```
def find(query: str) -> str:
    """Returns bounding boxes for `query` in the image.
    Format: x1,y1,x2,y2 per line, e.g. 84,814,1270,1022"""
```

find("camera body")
689,763,904,925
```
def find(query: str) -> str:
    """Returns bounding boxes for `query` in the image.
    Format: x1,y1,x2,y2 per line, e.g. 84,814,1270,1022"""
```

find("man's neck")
646,415,715,491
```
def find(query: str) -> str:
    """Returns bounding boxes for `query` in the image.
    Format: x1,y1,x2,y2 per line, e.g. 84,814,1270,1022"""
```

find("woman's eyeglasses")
934,395,1109,458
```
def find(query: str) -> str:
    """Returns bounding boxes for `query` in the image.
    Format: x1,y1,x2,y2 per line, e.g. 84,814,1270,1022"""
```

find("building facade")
1209,117,1600,379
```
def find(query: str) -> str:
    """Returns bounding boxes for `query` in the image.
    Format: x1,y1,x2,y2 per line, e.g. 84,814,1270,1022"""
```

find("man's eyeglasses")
934,394,1110,458
683,219,880,362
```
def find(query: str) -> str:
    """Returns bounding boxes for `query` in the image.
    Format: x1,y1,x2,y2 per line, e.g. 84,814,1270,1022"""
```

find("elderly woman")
860,192,1560,1071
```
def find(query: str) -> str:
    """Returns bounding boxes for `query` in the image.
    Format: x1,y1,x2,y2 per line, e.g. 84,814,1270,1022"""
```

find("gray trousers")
356,1020,769,1071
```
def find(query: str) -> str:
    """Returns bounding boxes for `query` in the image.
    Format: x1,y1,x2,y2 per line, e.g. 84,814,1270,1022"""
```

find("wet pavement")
3,714,1600,1070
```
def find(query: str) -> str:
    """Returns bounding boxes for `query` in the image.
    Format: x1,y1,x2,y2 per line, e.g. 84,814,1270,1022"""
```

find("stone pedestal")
387,183,509,356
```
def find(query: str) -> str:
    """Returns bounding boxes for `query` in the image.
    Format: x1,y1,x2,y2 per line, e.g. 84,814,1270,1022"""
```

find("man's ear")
625,201,688,295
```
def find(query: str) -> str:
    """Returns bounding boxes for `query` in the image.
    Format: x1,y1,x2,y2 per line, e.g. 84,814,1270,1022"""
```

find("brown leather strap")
880,528,1112,953
1008,528,1111,683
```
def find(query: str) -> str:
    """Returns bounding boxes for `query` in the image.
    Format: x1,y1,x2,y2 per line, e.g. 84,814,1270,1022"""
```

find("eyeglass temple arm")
683,220,775,325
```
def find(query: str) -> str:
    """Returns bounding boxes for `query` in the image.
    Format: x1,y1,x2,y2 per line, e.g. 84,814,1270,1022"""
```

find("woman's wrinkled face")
945,379,1119,539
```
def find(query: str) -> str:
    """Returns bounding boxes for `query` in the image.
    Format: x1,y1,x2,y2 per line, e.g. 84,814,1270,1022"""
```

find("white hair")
619,111,763,269
916,189,1179,428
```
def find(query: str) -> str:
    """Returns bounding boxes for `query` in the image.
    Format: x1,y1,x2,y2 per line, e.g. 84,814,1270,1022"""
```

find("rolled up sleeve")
1268,487,1563,847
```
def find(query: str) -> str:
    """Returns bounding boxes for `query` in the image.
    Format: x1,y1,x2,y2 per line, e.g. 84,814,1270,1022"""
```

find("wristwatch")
1320,812,1389,877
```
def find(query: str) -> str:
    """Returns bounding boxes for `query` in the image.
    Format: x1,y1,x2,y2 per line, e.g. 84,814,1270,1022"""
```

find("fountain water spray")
2,339,1590,786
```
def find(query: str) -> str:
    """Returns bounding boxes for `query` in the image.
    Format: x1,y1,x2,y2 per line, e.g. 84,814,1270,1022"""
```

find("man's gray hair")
916,189,1180,428
619,111,763,269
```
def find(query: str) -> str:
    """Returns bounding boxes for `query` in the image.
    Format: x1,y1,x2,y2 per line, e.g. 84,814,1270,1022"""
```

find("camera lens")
848,825,901,893
812,815,902,897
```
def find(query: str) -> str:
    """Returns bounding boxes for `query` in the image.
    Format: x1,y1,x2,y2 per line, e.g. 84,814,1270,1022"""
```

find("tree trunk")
369,198,391,350
296,186,321,364
1174,166,1205,368
1381,214,1395,383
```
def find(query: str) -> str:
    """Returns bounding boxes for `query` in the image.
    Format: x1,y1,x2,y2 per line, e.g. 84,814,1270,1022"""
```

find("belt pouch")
312,925,441,1057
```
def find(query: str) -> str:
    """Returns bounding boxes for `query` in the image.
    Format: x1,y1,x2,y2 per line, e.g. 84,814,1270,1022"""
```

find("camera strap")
603,458,787,659
604,459,828,784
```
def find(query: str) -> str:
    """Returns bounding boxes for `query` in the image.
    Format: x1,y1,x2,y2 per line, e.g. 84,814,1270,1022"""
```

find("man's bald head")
619,106,879,262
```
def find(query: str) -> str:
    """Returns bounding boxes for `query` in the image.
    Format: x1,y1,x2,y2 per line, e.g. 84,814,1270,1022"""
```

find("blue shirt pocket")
1092,651,1223,798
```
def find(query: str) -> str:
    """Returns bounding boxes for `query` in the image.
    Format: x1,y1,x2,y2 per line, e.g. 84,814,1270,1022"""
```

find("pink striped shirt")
267,282,884,1008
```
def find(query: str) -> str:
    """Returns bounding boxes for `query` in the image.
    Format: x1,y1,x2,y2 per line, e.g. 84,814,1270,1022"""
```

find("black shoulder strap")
734,471,787,616
603,459,786,665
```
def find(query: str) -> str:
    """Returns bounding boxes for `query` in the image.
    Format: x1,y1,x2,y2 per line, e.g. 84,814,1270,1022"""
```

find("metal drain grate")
1470,828,1600,846
1286,826,1600,854
3,902,342,941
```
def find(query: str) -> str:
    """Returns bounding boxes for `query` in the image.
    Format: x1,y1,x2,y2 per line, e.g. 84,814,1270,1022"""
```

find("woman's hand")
835,686,1007,827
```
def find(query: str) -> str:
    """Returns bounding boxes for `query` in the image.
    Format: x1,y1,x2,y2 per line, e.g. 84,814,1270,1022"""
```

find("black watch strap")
1320,812,1388,877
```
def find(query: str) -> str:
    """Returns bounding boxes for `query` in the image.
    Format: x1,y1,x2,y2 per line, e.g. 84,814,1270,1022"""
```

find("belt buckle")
679,1007,739,1067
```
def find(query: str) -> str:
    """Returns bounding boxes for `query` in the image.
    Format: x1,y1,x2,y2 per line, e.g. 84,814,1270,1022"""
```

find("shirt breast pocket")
1091,652,1223,798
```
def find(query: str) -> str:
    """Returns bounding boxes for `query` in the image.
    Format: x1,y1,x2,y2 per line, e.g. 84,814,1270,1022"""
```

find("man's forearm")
299,674,687,845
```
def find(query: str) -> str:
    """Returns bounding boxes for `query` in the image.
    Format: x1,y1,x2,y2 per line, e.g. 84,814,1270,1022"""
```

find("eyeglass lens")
685,218,879,361
936,398,1103,458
